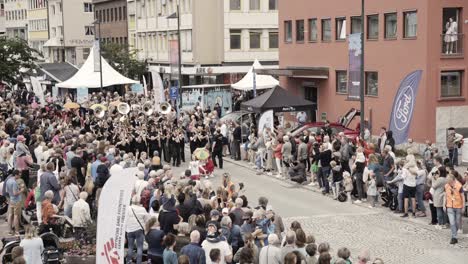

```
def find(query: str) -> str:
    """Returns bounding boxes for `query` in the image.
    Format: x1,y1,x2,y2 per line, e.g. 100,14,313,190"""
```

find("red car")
291,108,361,140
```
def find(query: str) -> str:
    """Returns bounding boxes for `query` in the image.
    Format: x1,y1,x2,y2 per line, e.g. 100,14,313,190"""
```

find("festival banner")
347,33,362,100
96,167,137,264
131,83,144,95
151,71,165,112
388,70,423,145
258,110,274,133
181,88,202,110
76,87,89,104
202,88,232,115
30,76,46,106
169,40,179,77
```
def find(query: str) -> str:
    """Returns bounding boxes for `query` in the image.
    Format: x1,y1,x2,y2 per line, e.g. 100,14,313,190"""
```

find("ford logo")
392,85,415,131
282,106,296,111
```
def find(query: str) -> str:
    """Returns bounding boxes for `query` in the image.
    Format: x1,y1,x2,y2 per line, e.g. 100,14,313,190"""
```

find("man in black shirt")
71,149,86,187
212,129,224,169
232,123,242,161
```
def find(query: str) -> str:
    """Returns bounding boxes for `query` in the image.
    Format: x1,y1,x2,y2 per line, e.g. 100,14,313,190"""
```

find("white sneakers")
354,200,362,204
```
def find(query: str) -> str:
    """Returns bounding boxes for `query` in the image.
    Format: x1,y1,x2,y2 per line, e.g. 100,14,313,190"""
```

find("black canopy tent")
240,86,316,113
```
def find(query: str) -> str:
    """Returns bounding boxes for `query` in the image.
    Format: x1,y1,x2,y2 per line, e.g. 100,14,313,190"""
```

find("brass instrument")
117,102,130,115
159,102,171,115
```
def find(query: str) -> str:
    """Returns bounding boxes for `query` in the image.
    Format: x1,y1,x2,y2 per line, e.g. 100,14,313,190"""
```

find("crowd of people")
0,86,465,264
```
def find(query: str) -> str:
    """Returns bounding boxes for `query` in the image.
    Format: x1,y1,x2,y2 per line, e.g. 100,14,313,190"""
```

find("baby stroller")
381,185,398,211
337,183,348,202
41,232,63,263
0,237,21,263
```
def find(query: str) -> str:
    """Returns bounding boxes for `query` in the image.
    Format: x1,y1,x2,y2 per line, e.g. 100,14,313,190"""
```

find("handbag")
311,163,319,173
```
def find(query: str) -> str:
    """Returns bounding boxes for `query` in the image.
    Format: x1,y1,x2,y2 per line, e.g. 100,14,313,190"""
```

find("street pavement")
1,155,467,263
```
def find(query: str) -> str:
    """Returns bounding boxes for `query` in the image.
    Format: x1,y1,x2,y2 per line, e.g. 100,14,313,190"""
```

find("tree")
101,43,147,80
0,38,41,85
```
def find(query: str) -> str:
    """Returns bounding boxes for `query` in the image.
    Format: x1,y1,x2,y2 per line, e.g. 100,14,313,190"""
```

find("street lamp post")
93,20,103,91
360,0,365,138
168,4,182,109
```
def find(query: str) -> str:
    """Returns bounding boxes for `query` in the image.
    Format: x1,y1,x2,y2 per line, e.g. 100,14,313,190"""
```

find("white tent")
231,59,279,91
57,48,138,89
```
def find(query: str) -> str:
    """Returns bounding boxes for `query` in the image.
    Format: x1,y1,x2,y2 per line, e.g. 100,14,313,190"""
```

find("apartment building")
129,0,278,85
4,0,28,40
44,0,95,65
93,0,128,44
27,0,48,55
0,1,5,36
272,0,467,144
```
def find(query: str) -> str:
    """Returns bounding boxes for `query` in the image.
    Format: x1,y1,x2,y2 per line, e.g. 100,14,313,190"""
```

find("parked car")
291,108,360,139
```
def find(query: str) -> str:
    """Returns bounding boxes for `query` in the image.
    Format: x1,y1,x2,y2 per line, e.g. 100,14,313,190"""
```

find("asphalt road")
1,155,467,264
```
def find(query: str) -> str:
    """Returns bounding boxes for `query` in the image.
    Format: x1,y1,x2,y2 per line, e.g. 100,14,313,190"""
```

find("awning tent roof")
241,86,316,113
57,48,138,89
38,62,79,82
231,59,279,91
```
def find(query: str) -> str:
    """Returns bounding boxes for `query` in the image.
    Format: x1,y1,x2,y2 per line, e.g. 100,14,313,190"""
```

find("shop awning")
256,67,329,79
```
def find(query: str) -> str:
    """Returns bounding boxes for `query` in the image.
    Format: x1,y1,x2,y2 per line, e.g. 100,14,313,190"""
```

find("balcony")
441,33,464,57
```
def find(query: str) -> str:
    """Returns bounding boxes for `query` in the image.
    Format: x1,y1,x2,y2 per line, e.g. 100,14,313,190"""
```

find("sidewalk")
223,157,468,233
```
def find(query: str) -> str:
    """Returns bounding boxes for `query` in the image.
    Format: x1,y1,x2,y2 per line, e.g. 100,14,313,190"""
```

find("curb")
222,157,458,229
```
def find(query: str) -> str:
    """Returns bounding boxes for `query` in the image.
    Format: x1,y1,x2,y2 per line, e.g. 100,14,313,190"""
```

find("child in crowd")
367,172,378,208
306,243,318,264
343,171,353,204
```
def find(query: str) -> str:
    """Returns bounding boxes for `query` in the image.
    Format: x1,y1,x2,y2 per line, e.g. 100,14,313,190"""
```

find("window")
365,72,378,96
284,20,292,43
106,9,110,22
336,71,347,94
85,26,94,35
441,71,462,97
230,0,240,11
249,30,261,49
308,19,317,42
351,16,362,34
84,3,93,12
367,15,379,39
51,27,56,37
119,7,122,20
321,19,331,41
336,17,346,40
230,29,241,49
296,20,304,42
123,6,126,19
385,13,397,39
110,8,114,21
403,11,417,38
83,48,90,60
269,31,278,49
269,0,277,10
250,0,259,10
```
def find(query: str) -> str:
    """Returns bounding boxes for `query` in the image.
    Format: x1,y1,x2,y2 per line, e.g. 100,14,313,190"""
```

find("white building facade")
4,0,28,40
129,0,278,85
45,0,95,66
0,1,6,35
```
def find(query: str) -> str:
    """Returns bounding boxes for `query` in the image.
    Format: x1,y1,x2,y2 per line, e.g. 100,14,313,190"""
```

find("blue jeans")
415,184,426,212
436,207,446,226
449,148,459,166
318,166,330,193
398,193,403,211
127,229,145,264
447,208,462,239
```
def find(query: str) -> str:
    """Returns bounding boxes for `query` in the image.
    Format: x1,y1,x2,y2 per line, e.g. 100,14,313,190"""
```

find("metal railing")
441,33,464,56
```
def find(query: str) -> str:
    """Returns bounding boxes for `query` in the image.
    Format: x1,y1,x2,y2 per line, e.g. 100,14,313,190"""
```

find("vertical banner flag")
347,33,362,100
131,83,144,95
94,40,101,72
388,70,423,145
258,110,274,133
151,71,165,111
76,87,89,104
96,167,138,264
169,40,179,77
142,75,148,97
30,76,46,106
253,67,257,97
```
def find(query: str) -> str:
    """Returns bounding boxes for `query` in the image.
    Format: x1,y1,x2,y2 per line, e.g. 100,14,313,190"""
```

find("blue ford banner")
388,70,423,145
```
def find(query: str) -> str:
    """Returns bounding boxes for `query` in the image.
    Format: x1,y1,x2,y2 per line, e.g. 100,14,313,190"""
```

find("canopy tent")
231,59,279,91
57,48,138,89
241,86,316,113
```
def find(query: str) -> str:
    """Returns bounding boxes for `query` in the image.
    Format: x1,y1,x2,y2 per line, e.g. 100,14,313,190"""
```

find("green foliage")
0,38,40,85
101,43,147,80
